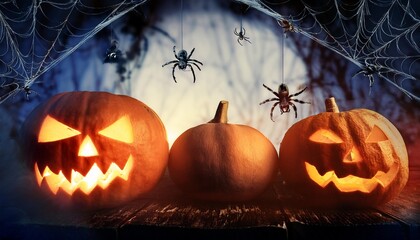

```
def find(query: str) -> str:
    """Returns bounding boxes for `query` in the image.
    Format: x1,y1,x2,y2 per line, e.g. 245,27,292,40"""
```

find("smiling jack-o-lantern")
279,97,408,207
21,92,168,208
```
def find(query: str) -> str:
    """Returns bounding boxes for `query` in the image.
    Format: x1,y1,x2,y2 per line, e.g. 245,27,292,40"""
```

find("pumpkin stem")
209,100,228,123
325,97,340,113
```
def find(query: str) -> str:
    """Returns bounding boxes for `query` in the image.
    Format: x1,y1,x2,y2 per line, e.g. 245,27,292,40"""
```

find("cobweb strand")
235,0,420,101
0,0,148,103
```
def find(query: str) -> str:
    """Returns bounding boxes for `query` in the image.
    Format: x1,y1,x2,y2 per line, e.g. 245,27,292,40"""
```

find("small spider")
104,40,123,63
234,27,251,46
277,19,299,37
353,64,378,89
22,85,38,101
260,83,310,121
0,82,38,103
162,46,203,83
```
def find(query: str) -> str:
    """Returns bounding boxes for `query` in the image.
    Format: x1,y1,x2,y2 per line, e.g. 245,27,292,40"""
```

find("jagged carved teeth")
304,162,399,193
35,155,133,195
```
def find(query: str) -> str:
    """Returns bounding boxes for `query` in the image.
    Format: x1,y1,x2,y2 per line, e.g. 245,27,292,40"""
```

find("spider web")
0,0,146,103
237,0,420,101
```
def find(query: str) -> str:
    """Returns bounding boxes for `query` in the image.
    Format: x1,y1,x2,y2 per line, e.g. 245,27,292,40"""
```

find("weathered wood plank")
116,174,287,239
119,199,287,239
282,208,406,240
377,170,420,225
123,199,285,228
3,169,418,240
375,173,420,240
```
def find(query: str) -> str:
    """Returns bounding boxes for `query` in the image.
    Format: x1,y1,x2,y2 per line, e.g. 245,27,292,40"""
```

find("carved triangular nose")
78,135,98,157
343,146,361,163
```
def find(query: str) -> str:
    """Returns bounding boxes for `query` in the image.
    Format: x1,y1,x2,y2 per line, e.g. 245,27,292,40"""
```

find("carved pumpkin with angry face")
279,97,408,207
21,92,168,208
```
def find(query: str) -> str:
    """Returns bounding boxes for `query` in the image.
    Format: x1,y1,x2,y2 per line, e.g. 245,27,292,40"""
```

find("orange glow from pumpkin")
38,115,81,142
343,147,362,163
305,162,399,193
309,129,343,143
78,135,99,157
366,125,389,143
98,115,134,143
34,155,134,195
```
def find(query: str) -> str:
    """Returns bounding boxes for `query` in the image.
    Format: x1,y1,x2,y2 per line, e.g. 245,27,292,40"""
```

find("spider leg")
242,27,246,35
290,102,298,118
191,62,202,71
259,98,279,105
289,86,307,97
162,60,178,67
188,64,197,83
188,48,196,59
368,75,375,87
291,98,311,105
262,84,280,97
234,28,239,35
190,59,203,66
237,38,243,46
270,102,280,122
368,75,375,95
244,36,252,44
173,46,179,60
352,69,364,78
172,63,178,83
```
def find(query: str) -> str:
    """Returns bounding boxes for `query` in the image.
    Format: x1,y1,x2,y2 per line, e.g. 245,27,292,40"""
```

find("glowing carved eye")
98,115,133,143
366,125,388,143
309,129,343,144
38,115,81,142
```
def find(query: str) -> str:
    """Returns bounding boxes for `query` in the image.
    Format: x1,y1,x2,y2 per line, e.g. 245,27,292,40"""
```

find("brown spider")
277,19,299,37
162,46,203,83
260,83,310,121
234,27,251,46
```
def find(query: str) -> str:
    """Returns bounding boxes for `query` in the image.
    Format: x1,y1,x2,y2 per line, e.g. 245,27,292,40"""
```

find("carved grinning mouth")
305,162,399,193
35,155,133,195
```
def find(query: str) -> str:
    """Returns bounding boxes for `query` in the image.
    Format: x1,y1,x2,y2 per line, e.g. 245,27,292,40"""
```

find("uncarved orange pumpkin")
279,97,409,207
168,101,278,201
21,92,168,208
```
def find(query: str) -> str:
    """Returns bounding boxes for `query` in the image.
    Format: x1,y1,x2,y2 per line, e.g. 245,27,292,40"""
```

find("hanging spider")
353,63,378,91
234,27,251,46
277,18,299,37
0,82,38,103
162,46,203,83
22,85,38,101
260,83,310,121
103,40,123,63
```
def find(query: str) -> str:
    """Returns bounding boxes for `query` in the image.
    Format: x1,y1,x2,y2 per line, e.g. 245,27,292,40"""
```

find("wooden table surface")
2,166,419,240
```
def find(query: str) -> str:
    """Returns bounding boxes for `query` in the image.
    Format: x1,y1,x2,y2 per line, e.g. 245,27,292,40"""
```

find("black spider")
104,40,123,64
0,82,38,103
353,64,378,89
234,27,251,46
22,85,37,101
260,83,310,120
162,46,203,83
